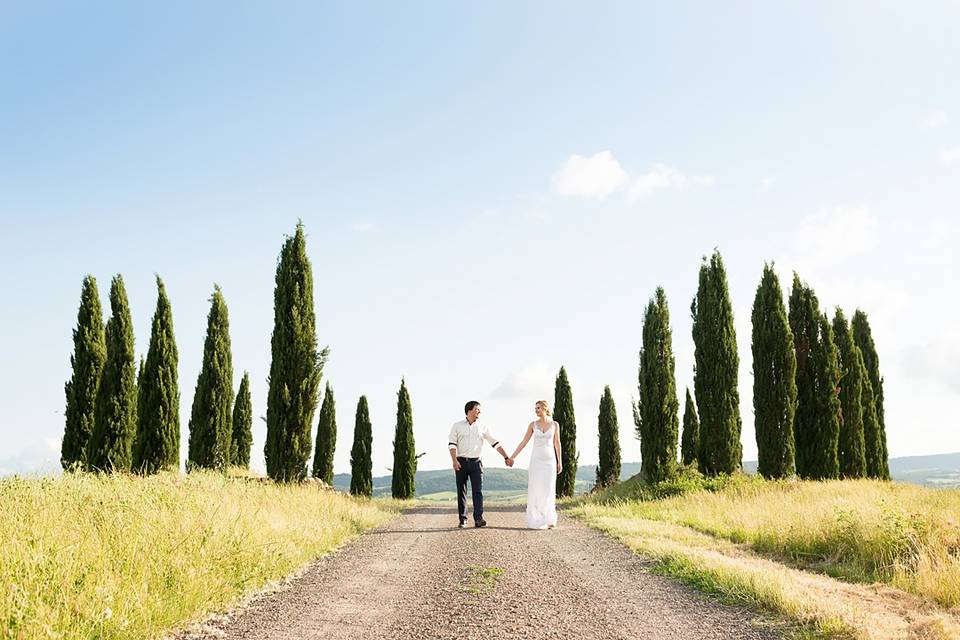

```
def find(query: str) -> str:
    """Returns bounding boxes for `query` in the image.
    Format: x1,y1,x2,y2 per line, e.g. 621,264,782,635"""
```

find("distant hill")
333,453,960,497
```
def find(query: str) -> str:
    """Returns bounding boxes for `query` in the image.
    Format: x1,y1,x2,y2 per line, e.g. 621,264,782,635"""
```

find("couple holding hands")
447,400,561,530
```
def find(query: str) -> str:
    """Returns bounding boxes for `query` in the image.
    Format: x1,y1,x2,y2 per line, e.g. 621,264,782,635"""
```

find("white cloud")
552,152,712,202
551,151,628,199
760,177,776,191
351,221,377,233
939,147,960,165
794,205,879,268
924,109,948,128
489,362,555,400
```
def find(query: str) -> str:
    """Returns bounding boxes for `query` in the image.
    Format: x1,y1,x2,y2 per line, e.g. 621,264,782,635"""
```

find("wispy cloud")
351,221,377,233
939,147,960,165
924,109,948,128
489,362,555,400
795,205,879,267
551,151,712,202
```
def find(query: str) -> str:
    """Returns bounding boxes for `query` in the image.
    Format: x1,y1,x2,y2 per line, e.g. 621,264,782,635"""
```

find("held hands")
504,456,514,467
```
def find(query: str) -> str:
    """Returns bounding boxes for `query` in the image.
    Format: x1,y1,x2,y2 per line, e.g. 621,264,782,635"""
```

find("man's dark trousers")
455,456,483,524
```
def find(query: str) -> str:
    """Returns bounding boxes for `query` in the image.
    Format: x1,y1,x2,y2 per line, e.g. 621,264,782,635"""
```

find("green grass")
0,471,400,640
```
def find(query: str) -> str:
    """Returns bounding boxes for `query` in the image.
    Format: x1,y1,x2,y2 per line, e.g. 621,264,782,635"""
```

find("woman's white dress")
526,421,558,529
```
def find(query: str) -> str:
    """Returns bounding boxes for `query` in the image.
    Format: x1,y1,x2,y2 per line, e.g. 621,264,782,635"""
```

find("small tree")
833,309,866,479
133,276,181,474
187,286,234,471
554,367,579,497
312,382,337,484
391,379,416,499
231,372,253,468
692,250,742,475
680,388,700,467
595,386,621,489
265,223,329,482
86,275,137,472
350,395,373,497
62,275,106,470
636,287,679,483
751,263,797,479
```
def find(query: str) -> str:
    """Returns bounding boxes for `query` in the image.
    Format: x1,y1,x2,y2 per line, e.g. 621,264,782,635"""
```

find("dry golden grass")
571,477,960,639
0,471,399,640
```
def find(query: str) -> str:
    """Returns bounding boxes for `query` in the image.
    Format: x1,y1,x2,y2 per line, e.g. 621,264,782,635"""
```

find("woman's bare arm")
510,424,534,460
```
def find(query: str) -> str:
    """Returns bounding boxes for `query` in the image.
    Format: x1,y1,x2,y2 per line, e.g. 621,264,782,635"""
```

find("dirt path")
173,504,785,640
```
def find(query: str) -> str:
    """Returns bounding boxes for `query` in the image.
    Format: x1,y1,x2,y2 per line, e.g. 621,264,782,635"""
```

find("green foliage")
231,372,253,468
788,276,840,479
636,287,679,483
590,464,759,504
350,395,373,497
751,263,797,479
860,363,885,480
86,275,137,472
832,309,867,479
595,385,621,489
188,286,234,472
691,250,742,475
133,276,181,475
62,276,106,471
391,379,416,499
265,223,329,482
681,388,700,467
312,382,337,484
553,366,579,497
852,310,890,480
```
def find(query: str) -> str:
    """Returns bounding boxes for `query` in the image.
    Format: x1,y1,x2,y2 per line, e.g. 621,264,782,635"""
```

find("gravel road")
172,504,784,640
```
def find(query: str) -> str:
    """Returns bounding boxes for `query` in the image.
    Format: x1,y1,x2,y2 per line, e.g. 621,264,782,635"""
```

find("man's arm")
448,423,461,471
483,424,512,466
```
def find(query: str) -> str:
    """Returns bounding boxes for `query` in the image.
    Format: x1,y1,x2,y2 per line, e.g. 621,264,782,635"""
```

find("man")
448,401,512,528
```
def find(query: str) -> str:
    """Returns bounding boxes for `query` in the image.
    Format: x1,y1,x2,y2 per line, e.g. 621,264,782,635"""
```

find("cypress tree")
860,361,885,479
635,287,679,483
86,275,136,472
312,382,337,483
789,276,841,479
187,286,234,471
62,275,106,470
231,372,253,468
852,310,890,479
833,309,867,479
350,395,373,497
554,366,578,497
681,388,700,467
391,379,416,499
133,276,180,474
691,250,742,475
595,386,621,489
265,223,329,482
751,263,797,479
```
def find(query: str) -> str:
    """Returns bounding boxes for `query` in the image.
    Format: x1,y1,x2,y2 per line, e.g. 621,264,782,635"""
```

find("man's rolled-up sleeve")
482,424,499,449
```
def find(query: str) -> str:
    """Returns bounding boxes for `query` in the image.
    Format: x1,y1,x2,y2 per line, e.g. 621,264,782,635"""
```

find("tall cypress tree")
554,366,578,497
187,286,234,471
691,250,742,475
350,395,373,497
789,276,841,479
681,388,700,467
231,372,253,468
833,309,867,479
860,359,885,479
86,275,136,472
751,264,797,479
265,223,329,482
312,382,337,483
852,310,890,480
391,379,416,499
62,275,106,470
596,386,621,488
133,276,180,474
636,287,679,483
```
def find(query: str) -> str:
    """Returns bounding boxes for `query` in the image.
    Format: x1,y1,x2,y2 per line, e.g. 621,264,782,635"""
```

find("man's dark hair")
464,401,480,415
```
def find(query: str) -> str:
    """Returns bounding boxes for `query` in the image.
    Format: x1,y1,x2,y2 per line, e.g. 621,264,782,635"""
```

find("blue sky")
2,2,958,476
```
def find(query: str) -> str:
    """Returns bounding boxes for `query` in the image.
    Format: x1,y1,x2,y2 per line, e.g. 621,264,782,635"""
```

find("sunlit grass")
0,471,399,640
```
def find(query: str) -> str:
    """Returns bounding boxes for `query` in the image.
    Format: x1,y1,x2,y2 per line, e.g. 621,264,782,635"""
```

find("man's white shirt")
448,419,500,458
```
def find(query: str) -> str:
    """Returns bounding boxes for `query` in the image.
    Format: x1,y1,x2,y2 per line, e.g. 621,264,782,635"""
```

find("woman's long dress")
526,421,558,529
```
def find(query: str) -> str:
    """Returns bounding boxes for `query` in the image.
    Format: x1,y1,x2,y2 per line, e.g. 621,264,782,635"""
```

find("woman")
510,400,562,529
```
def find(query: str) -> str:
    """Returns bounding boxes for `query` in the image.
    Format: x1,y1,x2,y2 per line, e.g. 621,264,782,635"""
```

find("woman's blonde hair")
535,400,552,416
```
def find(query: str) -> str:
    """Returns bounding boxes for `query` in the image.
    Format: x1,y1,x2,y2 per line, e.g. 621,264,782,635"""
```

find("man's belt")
456,456,480,462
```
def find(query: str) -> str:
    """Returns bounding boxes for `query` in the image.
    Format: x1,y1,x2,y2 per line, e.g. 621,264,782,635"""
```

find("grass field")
570,473,960,639
0,471,400,640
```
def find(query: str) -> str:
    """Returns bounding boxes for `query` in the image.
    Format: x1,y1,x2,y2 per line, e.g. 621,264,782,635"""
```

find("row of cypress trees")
62,275,254,474
635,250,889,484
